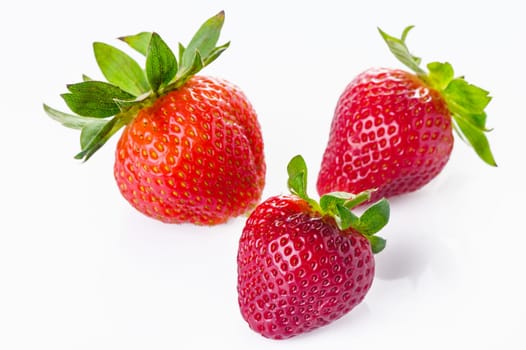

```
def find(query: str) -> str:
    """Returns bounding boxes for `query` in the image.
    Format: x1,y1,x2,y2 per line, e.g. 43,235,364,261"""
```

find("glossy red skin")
114,76,265,224
317,68,454,202
237,195,374,339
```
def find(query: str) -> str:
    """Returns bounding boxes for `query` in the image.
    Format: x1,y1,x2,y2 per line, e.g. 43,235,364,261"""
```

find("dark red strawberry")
237,155,389,339
44,12,265,224
317,26,496,202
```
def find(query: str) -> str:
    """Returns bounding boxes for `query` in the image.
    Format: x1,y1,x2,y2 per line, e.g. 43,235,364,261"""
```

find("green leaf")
380,26,496,167
378,26,426,76
177,49,204,83
367,235,387,254
119,32,152,56
444,78,492,129
178,42,186,65
181,10,225,70
439,76,496,166
470,112,490,132
76,119,115,161
93,42,149,96
80,119,111,150
286,155,321,212
82,74,94,81
320,192,353,214
427,61,454,90
357,198,390,235
332,197,389,234
45,103,129,161
281,155,389,252
336,203,360,231
62,81,135,117
453,116,497,166
287,155,308,199
202,41,230,67
113,92,151,111
43,104,101,129
319,191,387,233
75,117,122,161
146,32,178,92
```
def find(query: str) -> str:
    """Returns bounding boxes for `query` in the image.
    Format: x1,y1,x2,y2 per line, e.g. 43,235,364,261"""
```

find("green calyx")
44,11,229,161
379,26,497,167
287,155,389,254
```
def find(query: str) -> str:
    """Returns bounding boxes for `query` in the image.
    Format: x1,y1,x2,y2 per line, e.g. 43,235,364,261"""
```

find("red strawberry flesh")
115,76,265,224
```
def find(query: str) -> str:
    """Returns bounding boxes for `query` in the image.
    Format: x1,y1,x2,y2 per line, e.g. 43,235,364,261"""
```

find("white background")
1,1,525,349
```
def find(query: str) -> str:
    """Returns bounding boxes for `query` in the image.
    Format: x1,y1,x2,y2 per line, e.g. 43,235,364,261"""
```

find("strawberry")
44,12,265,224
317,26,496,202
237,155,389,339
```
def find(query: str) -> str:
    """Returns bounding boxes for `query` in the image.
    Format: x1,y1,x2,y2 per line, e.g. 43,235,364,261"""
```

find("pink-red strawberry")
317,26,496,202
237,155,389,339
44,12,265,224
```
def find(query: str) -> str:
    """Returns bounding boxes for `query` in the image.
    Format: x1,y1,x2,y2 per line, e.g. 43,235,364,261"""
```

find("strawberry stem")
44,11,230,161
343,190,375,210
379,25,497,167
286,155,389,253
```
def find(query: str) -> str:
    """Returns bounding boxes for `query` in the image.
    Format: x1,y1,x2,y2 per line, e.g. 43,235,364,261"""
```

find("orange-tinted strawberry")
237,155,389,339
114,76,264,224
44,12,265,224
317,26,496,202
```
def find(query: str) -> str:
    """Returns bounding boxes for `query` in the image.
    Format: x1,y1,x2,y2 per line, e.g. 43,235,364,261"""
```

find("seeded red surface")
237,195,374,339
115,76,265,224
317,68,454,202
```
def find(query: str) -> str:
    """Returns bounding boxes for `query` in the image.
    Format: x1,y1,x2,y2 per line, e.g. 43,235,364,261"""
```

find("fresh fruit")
317,26,496,202
237,155,389,339
44,12,265,224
